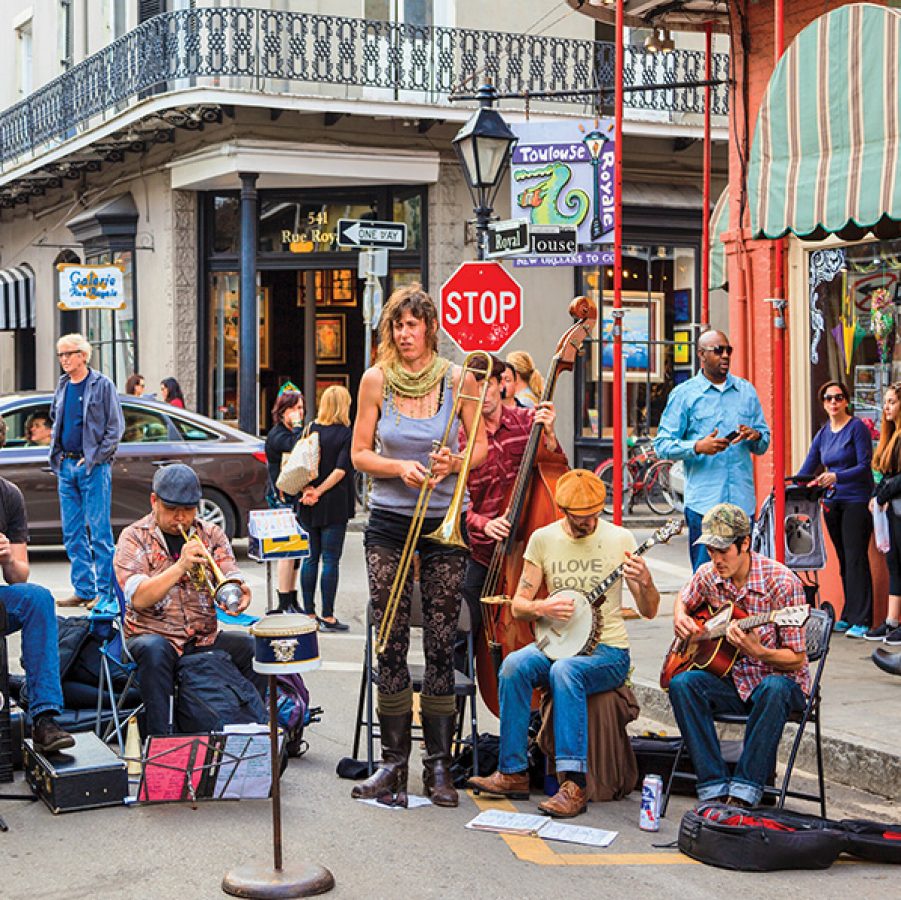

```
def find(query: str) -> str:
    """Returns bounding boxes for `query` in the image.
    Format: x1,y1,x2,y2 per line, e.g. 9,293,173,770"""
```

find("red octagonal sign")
439,261,523,354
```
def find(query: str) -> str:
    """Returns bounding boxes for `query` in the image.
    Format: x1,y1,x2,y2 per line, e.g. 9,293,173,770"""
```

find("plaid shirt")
679,552,810,700
461,405,566,567
115,512,243,652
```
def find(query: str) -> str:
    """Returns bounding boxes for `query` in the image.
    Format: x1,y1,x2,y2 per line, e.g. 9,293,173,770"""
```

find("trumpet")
179,525,245,613
375,350,492,655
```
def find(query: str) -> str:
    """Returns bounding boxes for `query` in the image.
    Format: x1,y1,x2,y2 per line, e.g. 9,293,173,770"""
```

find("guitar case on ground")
678,802,844,871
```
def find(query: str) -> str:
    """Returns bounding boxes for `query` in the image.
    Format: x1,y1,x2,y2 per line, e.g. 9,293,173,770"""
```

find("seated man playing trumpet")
114,463,265,736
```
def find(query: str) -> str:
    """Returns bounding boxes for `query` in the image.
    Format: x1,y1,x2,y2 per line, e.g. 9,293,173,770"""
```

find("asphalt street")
2,531,899,899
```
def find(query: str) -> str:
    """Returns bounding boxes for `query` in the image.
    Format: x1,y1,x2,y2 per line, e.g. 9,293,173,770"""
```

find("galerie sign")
57,263,127,310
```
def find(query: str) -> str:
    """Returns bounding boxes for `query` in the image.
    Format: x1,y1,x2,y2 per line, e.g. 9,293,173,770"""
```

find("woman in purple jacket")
796,380,874,637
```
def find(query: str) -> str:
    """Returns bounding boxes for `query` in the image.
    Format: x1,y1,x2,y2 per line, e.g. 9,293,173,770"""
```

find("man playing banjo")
469,469,660,818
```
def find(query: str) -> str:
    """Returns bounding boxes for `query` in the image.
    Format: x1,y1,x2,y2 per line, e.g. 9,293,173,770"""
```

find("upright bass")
476,296,598,715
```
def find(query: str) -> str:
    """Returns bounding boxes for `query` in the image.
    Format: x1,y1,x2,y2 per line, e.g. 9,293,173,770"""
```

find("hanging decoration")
869,286,895,364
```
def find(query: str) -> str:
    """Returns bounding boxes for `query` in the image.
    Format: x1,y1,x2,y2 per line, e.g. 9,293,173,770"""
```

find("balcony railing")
0,8,729,168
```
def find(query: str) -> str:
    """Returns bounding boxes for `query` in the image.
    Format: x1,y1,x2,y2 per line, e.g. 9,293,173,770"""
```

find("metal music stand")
0,601,39,832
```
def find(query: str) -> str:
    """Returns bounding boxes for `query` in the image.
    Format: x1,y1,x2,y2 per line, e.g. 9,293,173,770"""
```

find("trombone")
179,525,245,612
375,350,492,655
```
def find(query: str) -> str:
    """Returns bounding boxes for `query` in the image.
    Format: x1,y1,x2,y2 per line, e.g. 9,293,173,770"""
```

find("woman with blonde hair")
298,385,355,631
351,283,486,808
506,350,543,408
871,383,901,644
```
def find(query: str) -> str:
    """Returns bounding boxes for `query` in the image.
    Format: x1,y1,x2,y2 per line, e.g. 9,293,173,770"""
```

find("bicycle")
594,441,677,516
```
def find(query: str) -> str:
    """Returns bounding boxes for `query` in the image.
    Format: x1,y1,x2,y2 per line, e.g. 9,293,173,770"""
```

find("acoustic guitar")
533,519,684,660
659,601,810,689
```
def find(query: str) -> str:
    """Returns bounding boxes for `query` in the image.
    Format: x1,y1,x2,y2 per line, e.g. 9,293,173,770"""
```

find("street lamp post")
452,83,518,261
582,129,605,242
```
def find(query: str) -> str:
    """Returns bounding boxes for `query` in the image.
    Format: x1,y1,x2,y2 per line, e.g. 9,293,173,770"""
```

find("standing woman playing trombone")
351,284,487,807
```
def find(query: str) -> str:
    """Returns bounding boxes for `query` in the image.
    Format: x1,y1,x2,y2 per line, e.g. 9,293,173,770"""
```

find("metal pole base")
222,862,335,898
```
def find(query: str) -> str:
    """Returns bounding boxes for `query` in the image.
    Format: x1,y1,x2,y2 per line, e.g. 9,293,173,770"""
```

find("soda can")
640,775,662,831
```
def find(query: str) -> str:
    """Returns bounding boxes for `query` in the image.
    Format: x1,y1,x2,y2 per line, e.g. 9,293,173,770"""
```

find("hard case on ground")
23,731,127,814
678,802,844,871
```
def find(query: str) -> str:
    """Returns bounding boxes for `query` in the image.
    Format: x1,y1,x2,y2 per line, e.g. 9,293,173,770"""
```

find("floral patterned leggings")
365,543,466,698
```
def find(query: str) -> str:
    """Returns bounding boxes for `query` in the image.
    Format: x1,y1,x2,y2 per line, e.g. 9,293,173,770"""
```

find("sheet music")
213,734,274,800
465,810,618,847
537,821,618,848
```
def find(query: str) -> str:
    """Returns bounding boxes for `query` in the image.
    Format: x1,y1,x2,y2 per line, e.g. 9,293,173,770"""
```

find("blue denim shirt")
49,368,124,474
654,371,770,517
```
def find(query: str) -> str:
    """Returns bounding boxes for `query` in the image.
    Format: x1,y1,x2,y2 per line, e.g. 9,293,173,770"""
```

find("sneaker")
846,624,869,639
833,619,851,633
32,716,76,755
864,622,894,641
885,625,901,647
318,618,349,632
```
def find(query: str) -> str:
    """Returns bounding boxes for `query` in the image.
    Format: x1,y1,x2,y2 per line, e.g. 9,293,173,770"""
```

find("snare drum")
250,613,321,674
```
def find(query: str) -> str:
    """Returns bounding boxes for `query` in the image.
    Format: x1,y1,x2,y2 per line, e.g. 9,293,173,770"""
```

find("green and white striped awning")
750,3,901,241
709,187,729,291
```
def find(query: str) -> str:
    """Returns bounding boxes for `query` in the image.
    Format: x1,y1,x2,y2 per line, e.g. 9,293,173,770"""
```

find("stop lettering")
439,261,523,353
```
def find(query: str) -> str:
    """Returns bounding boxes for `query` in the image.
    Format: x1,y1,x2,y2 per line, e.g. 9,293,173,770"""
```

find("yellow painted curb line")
468,794,698,867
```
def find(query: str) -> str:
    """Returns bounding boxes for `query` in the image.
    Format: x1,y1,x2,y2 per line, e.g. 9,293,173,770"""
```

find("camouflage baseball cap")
694,503,751,549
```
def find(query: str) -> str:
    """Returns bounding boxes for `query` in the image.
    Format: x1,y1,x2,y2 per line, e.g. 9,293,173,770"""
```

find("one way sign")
337,219,408,250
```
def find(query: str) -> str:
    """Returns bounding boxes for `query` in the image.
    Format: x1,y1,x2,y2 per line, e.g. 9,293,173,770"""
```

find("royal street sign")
486,219,530,258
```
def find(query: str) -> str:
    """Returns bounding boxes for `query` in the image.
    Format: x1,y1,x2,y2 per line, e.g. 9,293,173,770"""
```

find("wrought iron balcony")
0,7,729,168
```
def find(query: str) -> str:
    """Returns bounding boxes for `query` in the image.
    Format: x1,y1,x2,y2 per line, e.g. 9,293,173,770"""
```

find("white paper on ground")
537,821,618,848
465,809,618,847
355,794,433,810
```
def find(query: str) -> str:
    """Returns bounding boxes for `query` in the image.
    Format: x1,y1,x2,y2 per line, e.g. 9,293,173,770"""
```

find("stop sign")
439,261,523,353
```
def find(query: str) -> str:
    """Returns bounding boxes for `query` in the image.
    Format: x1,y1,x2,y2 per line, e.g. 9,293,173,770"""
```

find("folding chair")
90,580,143,753
351,583,479,778
668,606,834,817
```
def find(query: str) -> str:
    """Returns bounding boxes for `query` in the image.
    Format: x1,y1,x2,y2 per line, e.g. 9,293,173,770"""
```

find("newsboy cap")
152,463,202,506
555,468,606,515
693,503,751,550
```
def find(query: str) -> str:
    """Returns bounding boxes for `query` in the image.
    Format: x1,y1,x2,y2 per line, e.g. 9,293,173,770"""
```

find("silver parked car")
0,393,268,543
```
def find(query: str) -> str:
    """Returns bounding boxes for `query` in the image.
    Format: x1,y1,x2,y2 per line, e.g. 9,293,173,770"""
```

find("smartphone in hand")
723,429,740,442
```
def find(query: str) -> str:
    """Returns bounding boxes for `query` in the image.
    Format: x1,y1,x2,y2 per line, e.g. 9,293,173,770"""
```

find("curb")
631,679,901,801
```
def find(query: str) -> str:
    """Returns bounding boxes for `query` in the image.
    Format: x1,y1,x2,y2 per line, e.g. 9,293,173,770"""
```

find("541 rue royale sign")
57,263,127,310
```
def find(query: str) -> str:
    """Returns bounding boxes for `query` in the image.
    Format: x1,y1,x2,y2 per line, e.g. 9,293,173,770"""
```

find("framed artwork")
297,270,357,306
259,287,271,369
600,292,664,383
673,288,692,324
673,329,690,365
315,374,350,407
316,314,346,364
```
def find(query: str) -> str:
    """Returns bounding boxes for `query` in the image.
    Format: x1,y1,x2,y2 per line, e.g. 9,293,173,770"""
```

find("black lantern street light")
582,129,605,242
452,83,518,260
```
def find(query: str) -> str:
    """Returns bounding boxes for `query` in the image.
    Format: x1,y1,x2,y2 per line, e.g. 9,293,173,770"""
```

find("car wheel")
198,488,237,539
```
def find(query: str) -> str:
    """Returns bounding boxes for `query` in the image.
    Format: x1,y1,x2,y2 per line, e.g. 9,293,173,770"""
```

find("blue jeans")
668,670,806,805
498,642,630,775
300,523,347,619
1,583,64,719
685,507,711,571
58,458,114,603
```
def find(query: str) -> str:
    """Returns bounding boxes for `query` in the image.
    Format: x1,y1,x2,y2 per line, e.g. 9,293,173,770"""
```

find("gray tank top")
369,373,460,516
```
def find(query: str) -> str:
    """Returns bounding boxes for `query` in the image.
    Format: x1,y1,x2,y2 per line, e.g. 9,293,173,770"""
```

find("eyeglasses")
702,345,733,357
823,393,846,403
56,350,83,359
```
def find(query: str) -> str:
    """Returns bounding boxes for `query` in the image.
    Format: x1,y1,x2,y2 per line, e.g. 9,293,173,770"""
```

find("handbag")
276,424,320,495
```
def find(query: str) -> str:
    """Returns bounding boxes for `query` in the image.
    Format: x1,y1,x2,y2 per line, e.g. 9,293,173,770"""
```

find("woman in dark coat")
264,387,305,612
298,385,355,631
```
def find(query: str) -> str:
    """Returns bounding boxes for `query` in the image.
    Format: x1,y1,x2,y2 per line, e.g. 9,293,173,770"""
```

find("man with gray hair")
50,333,123,609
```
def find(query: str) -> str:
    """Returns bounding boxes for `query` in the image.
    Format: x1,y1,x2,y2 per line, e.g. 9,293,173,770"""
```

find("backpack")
175,650,267,733
273,674,312,758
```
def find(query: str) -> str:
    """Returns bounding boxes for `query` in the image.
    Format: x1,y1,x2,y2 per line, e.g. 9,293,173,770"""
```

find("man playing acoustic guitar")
668,504,810,808
469,469,660,818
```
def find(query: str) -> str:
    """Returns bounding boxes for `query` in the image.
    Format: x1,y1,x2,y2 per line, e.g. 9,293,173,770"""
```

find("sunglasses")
57,350,83,359
703,345,733,356
822,393,845,402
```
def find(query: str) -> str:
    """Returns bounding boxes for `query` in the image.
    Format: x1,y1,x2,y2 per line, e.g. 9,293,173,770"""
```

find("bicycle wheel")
644,460,677,515
595,460,633,515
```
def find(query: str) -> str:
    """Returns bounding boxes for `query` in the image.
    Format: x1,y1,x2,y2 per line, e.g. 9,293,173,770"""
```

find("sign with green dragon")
509,119,616,267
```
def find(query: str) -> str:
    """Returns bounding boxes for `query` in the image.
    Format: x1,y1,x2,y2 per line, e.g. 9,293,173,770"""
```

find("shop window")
808,240,901,438
84,250,137,388
392,188,424,252
258,198,380,254
209,272,240,423
576,245,696,443
212,195,240,255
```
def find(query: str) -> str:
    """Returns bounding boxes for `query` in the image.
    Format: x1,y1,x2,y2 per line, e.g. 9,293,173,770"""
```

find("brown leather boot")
421,714,458,808
351,711,412,807
537,780,587,818
467,770,530,800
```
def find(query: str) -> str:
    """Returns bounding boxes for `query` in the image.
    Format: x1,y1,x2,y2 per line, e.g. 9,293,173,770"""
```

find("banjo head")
538,589,600,660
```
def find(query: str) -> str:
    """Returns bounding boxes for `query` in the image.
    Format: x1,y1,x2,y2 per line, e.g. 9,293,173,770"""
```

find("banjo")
534,519,684,660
